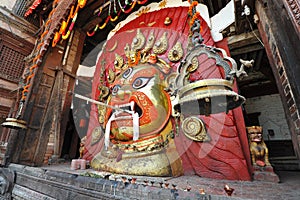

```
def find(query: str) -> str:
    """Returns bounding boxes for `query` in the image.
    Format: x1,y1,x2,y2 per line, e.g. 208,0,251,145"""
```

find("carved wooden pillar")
255,0,300,162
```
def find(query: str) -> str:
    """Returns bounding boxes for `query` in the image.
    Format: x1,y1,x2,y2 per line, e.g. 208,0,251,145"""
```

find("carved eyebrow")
122,67,133,79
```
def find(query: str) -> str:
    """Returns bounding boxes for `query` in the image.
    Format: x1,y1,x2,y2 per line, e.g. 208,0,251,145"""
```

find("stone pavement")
164,170,300,199
41,163,300,200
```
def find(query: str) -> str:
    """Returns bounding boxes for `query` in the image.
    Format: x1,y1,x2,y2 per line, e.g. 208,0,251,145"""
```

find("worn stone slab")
12,184,56,200
7,163,300,200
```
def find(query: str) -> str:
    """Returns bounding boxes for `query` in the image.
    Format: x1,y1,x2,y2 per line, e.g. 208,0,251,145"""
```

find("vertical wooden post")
53,69,63,158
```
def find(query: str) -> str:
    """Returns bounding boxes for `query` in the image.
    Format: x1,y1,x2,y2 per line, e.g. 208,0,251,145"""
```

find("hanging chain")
188,1,204,47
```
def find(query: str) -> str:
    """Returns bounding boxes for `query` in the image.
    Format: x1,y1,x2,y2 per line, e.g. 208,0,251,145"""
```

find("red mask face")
105,64,171,142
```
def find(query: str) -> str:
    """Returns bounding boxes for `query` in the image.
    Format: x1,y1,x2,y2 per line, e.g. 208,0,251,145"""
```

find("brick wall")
244,94,291,140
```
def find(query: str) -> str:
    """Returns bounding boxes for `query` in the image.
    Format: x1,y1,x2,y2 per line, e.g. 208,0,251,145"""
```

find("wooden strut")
53,70,63,157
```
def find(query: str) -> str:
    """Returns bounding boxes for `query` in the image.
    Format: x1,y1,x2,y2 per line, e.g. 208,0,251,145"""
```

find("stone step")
270,157,300,170
8,163,244,200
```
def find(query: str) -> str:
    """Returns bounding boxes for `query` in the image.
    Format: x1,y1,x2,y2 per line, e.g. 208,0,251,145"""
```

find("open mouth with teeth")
104,93,151,146
103,91,170,149
104,101,140,143
113,101,143,118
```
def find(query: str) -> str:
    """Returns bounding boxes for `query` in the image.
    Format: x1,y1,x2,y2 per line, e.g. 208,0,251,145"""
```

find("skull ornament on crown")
82,3,252,180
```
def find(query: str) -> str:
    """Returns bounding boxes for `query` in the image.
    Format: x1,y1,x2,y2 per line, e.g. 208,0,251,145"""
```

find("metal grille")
0,45,25,83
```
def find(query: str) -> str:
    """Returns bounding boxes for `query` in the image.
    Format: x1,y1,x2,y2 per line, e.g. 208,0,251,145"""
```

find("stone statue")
0,168,14,199
246,126,280,182
79,136,86,159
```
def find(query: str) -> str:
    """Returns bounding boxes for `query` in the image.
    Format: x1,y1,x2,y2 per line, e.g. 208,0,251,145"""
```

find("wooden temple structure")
0,0,299,199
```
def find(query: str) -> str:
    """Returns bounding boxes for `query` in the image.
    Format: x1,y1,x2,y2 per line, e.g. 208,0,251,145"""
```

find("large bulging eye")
132,77,151,89
122,67,133,79
111,85,121,95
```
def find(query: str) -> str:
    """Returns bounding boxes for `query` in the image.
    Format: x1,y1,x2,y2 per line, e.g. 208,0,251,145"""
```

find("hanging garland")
188,1,202,32
62,12,78,40
19,0,87,111
22,0,87,102
21,0,60,103
87,0,148,37
52,0,87,47
188,0,203,45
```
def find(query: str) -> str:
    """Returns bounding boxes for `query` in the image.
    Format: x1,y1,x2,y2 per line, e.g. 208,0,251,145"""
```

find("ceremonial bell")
173,45,246,116
1,117,27,129
174,78,245,116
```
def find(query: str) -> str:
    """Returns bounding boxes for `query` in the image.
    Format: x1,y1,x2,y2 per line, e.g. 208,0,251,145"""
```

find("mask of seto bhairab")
88,29,184,176
106,65,171,142
83,4,252,180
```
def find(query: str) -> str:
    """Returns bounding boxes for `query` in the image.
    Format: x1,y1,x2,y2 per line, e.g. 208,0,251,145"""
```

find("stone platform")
3,163,300,200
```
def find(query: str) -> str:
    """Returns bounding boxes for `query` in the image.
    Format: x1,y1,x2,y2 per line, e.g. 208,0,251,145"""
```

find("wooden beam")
82,16,102,32
76,0,106,29
227,29,262,50
230,43,264,56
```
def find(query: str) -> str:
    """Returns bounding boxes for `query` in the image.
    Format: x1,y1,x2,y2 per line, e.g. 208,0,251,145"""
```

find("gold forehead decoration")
107,28,246,117
112,29,174,74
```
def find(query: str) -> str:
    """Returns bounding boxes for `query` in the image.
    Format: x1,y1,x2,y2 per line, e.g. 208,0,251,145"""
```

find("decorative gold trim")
147,21,156,27
178,79,233,97
131,29,146,51
164,17,172,25
114,53,124,70
91,126,104,145
135,7,150,17
107,68,116,83
116,134,164,153
107,40,118,52
181,116,209,142
187,56,198,72
153,32,168,54
142,30,155,53
159,0,167,8
139,21,156,27
168,41,183,62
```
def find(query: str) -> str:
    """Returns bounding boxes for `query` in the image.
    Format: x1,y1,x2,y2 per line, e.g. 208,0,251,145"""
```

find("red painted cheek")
130,92,157,125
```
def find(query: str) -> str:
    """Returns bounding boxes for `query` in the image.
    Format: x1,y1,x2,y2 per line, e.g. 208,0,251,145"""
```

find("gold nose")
117,89,132,100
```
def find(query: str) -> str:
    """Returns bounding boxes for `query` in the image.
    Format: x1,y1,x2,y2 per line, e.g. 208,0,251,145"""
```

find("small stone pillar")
246,126,280,182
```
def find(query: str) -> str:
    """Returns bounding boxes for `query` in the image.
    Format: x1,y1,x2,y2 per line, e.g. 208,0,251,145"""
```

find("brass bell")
1,117,27,129
174,79,245,116
172,45,246,116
